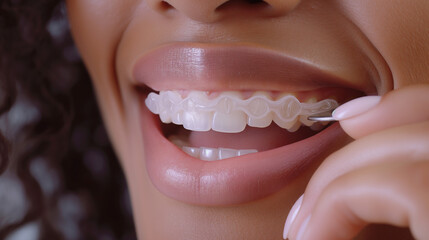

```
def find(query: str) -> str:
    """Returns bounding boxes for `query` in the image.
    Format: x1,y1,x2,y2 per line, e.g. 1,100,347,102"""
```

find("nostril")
159,1,175,11
216,0,269,12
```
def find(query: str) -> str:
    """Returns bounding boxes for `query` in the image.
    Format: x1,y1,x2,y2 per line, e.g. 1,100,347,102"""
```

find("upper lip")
132,42,376,94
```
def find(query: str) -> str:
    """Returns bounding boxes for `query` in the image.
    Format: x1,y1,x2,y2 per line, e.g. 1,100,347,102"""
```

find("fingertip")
332,96,381,121
283,195,304,239
295,215,311,240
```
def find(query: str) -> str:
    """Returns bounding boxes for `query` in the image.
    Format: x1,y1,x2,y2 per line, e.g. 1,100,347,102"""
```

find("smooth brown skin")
66,0,429,239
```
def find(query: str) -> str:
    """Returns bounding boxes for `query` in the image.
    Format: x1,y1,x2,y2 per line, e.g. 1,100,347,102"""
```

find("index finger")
334,84,429,139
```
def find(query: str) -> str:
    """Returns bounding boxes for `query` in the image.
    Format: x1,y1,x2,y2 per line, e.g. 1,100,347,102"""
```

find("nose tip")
149,0,302,22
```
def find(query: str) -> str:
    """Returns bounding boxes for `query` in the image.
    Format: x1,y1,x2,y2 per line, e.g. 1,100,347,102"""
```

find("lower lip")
140,99,346,206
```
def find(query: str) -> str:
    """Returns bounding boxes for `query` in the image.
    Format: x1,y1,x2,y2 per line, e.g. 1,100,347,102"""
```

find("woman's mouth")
146,89,342,160
133,43,368,206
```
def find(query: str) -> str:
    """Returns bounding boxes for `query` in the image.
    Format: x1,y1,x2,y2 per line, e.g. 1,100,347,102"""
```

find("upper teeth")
145,91,338,133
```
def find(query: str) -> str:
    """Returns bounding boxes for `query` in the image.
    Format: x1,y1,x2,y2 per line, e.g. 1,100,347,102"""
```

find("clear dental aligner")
145,91,338,133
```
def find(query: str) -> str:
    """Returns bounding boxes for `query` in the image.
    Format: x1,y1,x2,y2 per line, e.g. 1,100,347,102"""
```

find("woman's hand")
283,84,429,240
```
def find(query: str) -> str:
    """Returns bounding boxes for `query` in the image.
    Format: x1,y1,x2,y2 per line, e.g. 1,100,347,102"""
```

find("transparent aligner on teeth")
145,91,339,132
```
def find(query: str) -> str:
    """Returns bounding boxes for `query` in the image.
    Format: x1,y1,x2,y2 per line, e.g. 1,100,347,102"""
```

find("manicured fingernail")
283,195,304,239
332,96,381,120
296,215,311,240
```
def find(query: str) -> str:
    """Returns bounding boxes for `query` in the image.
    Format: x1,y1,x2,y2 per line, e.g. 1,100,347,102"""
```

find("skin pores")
66,0,429,239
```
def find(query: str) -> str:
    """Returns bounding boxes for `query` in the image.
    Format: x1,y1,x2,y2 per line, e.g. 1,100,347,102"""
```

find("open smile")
134,43,370,206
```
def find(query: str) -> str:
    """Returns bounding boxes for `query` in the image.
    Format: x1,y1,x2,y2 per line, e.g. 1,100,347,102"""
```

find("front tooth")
199,147,219,161
211,92,247,133
212,111,247,133
219,148,238,160
182,111,213,131
215,91,242,113
246,92,273,128
185,91,212,111
245,92,270,116
248,113,273,128
238,149,258,156
182,147,258,160
183,146,200,158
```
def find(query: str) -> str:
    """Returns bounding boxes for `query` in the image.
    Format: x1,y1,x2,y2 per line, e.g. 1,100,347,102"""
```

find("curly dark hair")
0,0,136,239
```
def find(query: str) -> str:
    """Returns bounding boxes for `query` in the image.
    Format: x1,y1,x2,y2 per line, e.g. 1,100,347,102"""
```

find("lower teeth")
183,146,258,161
169,135,257,161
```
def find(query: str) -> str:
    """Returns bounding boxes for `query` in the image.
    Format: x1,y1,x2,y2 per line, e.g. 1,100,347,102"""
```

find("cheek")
66,0,141,160
66,0,136,80
339,0,429,87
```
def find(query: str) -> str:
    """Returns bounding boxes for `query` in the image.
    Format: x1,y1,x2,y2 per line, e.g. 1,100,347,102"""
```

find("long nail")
296,215,311,240
283,195,304,239
332,96,381,120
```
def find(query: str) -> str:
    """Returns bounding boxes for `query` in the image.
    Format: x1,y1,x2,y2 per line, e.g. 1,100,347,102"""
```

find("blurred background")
0,2,136,239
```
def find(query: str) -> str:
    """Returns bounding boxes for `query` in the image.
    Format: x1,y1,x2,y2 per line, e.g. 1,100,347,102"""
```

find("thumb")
333,84,429,139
